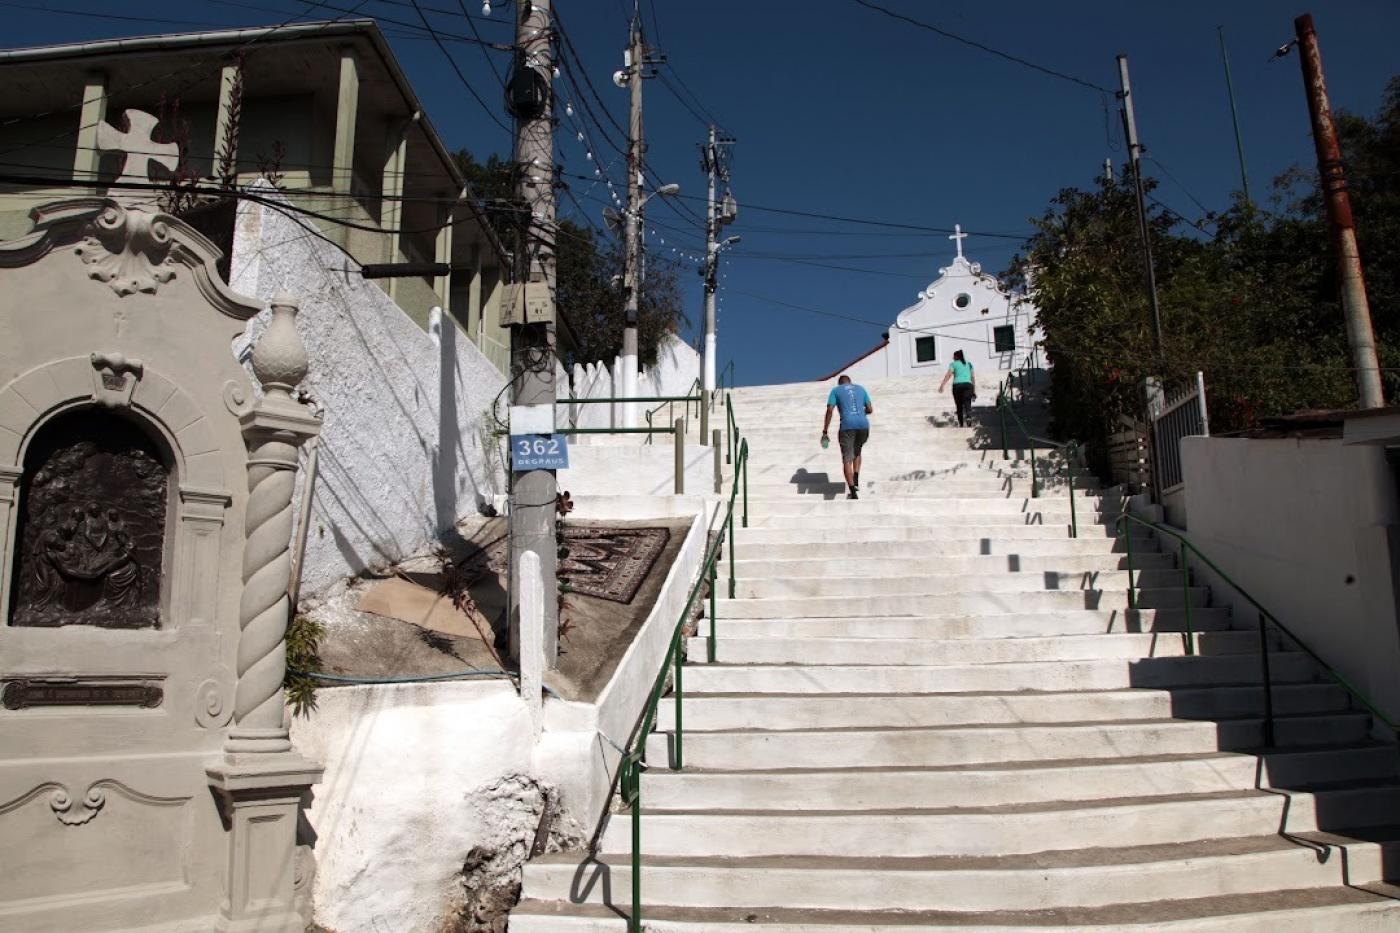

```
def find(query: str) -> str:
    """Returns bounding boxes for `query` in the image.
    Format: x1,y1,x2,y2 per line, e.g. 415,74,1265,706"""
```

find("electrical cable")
406,0,513,134
850,0,1111,94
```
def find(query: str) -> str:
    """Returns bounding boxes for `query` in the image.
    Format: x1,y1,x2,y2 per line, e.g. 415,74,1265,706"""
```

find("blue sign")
511,433,569,470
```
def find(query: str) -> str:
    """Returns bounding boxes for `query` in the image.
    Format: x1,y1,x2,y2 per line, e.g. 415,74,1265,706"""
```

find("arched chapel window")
8,409,170,629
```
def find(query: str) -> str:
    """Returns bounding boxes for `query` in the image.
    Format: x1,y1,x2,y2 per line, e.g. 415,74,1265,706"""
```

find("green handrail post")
1180,539,1195,656
999,391,1009,461
673,639,684,769
725,394,734,465
624,755,641,933
728,510,736,599
1067,442,1079,539
1123,516,1137,610
708,559,718,663
1258,611,1275,748
741,440,749,528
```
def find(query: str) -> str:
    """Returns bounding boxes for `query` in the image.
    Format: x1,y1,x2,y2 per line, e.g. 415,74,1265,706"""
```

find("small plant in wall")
556,491,574,646
283,613,326,717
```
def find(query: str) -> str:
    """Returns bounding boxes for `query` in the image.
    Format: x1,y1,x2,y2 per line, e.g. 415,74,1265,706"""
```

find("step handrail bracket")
1115,511,1400,755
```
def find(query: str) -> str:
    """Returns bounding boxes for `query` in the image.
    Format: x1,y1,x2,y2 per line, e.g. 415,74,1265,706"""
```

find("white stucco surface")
231,185,508,597
290,681,542,932
1181,436,1400,719
558,333,701,432
836,247,1040,392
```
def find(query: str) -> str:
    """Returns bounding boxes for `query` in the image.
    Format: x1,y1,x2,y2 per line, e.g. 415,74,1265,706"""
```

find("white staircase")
512,374,1400,931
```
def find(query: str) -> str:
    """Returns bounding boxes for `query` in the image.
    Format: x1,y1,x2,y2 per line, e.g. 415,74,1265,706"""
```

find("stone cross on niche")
96,109,180,186
949,223,968,261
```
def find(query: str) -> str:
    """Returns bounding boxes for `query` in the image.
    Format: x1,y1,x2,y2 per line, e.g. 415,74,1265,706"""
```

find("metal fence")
1151,371,1209,494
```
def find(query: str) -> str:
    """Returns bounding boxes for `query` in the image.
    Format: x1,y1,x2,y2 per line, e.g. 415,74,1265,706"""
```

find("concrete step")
654,683,1351,732
730,456,1053,480
682,652,1321,694
655,680,1355,728
686,631,1259,667
700,608,1224,640
733,524,1145,546
730,552,1175,577
738,537,1160,561
741,512,1110,532
510,888,1400,932
743,478,1101,499
640,714,1372,771
596,785,1400,858
523,834,1400,913
742,497,1106,518
728,569,1184,598
635,744,1397,809
712,587,1208,618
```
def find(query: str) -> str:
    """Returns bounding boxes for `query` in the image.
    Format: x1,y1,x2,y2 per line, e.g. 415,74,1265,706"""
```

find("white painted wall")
839,254,1040,394
558,333,701,432
1180,436,1400,719
231,184,508,597
557,444,718,497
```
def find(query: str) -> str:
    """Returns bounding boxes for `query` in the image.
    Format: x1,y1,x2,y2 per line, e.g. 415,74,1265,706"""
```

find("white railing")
1151,371,1209,493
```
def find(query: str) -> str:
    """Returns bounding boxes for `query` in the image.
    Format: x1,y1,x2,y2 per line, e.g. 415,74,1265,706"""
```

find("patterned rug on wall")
481,526,671,605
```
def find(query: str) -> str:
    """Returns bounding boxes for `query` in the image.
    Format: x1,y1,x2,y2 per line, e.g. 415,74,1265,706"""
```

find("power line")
0,1,229,27
850,0,1110,94
406,0,512,134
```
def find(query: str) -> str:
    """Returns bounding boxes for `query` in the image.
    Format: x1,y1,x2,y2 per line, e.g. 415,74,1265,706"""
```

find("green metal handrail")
619,438,748,933
995,385,1081,537
1115,511,1400,749
644,379,702,445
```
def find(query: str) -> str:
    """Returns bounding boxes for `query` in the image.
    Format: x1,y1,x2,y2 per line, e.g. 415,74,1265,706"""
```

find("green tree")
455,149,687,369
1010,74,1399,462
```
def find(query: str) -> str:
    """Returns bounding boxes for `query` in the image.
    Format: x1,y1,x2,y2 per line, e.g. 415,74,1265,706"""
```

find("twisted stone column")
227,293,320,755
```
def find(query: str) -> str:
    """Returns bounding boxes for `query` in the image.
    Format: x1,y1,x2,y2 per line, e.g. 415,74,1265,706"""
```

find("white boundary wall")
1180,436,1400,719
231,184,508,597
558,333,701,430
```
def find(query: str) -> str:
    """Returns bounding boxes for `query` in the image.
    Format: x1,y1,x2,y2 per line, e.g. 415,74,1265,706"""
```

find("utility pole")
1294,13,1384,408
507,0,558,662
1217,26,1251,207
620,19,645,428
701,125,736,396
1116,54,1164,358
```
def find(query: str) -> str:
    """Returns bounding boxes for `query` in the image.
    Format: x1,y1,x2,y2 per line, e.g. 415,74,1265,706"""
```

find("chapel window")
993,325,1016,353
915,336,937,363
954,293,972,310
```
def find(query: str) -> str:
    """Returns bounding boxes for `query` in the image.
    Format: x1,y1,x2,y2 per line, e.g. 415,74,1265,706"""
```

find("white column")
381,126,407,302
434,199,454,312
213,62,240,180
332,48,359,197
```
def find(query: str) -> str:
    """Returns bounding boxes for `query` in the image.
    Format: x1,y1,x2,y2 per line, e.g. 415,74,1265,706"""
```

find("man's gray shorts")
838,428,869,463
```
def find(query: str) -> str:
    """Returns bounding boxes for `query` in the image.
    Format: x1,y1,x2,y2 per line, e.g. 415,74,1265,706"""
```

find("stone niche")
0,110,321,933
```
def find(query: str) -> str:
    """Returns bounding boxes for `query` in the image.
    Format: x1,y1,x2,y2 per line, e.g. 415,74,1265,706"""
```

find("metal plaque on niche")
9,409,169,628
2,677,163,710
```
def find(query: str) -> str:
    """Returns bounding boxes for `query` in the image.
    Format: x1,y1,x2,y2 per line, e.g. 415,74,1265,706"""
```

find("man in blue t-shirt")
820,374,873,499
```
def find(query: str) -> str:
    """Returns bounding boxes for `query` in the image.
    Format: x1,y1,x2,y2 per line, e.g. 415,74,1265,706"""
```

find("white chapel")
825,225,1042,390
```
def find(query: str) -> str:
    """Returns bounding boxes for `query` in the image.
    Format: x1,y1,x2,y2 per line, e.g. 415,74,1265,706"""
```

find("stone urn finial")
250,293,309,397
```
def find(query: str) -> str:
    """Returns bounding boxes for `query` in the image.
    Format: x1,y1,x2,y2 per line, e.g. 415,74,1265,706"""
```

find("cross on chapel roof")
949,223,968,261
96,109,179,186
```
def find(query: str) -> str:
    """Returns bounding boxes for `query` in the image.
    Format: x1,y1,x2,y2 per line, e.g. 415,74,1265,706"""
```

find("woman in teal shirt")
938,350,975,426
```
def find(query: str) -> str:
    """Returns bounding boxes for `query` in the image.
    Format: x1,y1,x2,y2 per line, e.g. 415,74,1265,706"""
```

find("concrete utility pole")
620,20,646,428
701,125,736,395
1116,54,1164,358
509,0,558,662
1294,13,1384,408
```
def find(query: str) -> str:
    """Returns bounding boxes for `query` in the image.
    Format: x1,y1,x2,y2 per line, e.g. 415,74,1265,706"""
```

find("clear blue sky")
5,0,1398,384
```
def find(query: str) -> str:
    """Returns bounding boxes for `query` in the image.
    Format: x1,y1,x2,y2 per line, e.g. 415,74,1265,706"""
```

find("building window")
993,325,1015,353
954,293,971,310
915,336,936,363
